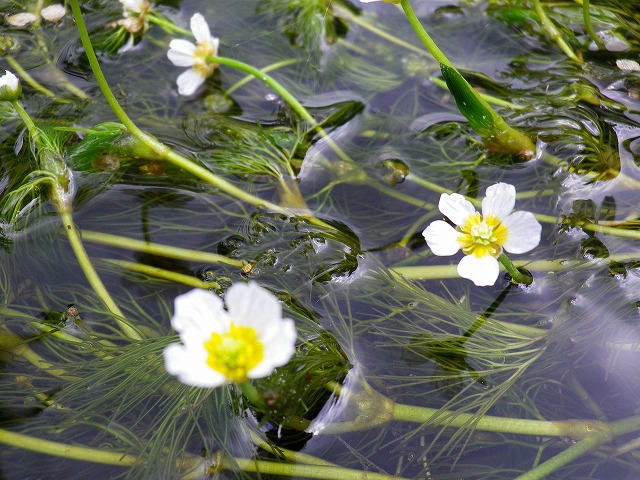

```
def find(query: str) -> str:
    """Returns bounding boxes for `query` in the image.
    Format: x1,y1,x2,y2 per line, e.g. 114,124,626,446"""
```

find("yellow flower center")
193,40,218,78
204,324,264,382
458,213,508,258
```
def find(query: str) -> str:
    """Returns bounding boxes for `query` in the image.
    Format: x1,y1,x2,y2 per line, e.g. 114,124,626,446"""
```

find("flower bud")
41,4,66,23
0,70,21,101
6,12,37,28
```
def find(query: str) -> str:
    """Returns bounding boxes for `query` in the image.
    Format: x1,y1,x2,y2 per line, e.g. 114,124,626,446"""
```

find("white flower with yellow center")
163,283,297,387
423,183,541,287
167,13,219,96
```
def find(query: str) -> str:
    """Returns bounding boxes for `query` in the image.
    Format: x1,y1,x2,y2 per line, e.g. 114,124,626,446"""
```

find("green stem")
335,11,522,111
103,259,220,290
210,56,315,122
582,0,604,48
59,211,143,341
399,0,451,66
334,4,430,57
209,55,354,165
250,432,338,467
0,427,140,467
147,12,191,36
498,253,533,285
516,416,640,480
217,456,406,480
533,0,582,63
582,221,640,240
10,101,38,138
237,382,265,409
226,58,299,95
81,231,246,268
392,402,573,437
567,370,607,421
460,283,511,343
514,431,610,480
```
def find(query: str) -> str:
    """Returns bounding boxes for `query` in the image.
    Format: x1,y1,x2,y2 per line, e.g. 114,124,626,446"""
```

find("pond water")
1,0,640,479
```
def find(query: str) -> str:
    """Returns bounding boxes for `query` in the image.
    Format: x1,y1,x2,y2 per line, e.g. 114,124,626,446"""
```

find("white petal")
176,68,205,96
120,0,144,12
248,319,297,378
0,71,19,90
422,220,461,256
209,37,220,57
501,211,542,254
6,12,37,27
226,283,281,333
167,39,196,66
190,13,211,44
482,183,516,220
457,255,500,286
163,344,225,387
438,193,476,226
41,4,66,22
171,289,228,336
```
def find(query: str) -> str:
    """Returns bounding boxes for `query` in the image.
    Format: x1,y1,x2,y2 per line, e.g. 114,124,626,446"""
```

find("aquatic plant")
423,183,541,286
1,0,640,479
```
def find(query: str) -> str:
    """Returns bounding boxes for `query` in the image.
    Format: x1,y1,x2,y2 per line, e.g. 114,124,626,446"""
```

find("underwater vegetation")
1,0,640,479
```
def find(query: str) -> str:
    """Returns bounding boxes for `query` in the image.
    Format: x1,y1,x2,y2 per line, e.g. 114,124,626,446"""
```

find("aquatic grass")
2,0,640,478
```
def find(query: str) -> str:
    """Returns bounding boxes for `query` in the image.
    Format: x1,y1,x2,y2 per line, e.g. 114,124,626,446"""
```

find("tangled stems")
70,0,427,222
532,0,582,63
59,211,142,341
0,427,403,480
8,98,141,341
68,0,296,218
515,415,640,480
318,381,640,479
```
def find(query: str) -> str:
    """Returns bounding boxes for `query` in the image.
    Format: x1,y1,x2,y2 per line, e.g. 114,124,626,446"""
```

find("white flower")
163,283,297,387
41,4,66,22
422,183,541,286
167,13,219,96
0,70,21,101
120,0,148,13
118,0,150,33
6,12,37,27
